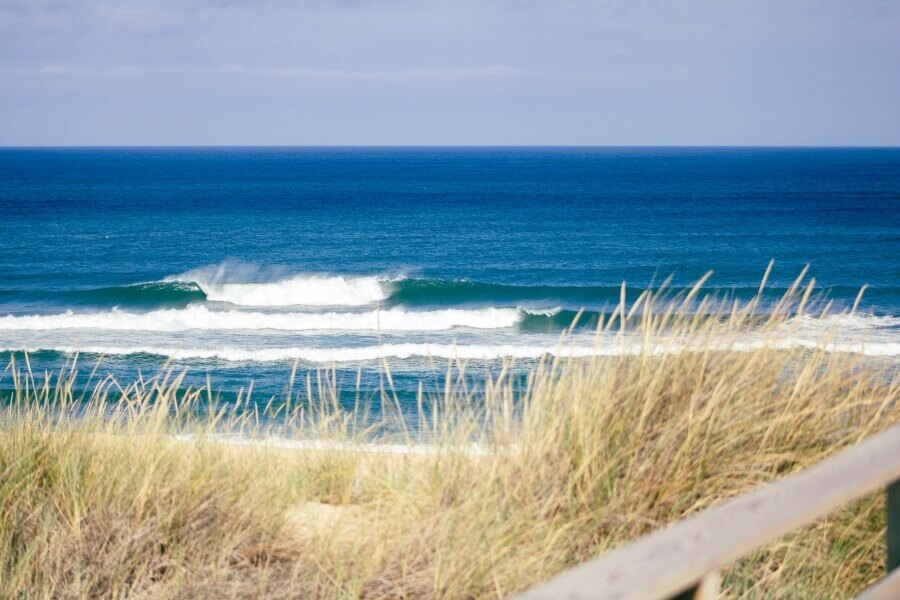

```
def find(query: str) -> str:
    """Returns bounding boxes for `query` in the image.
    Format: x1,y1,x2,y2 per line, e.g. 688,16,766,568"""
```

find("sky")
1,0,898,146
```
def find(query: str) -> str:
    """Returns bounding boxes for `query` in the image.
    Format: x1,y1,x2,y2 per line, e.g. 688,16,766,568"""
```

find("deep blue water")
0,147,898,407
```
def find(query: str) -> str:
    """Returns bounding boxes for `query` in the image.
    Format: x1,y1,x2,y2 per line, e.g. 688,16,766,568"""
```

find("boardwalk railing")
515,425,900,600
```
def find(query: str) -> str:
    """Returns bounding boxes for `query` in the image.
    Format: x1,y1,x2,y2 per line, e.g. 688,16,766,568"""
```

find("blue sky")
1,0,898,145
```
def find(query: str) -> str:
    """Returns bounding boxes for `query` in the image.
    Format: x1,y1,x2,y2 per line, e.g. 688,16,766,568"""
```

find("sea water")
1,147,898,413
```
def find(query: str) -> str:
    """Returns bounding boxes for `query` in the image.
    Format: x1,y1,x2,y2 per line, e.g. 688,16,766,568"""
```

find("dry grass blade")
0,274,896,598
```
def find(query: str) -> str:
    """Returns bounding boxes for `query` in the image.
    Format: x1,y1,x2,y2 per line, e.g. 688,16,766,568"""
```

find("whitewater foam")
0,305,522,332
784,313,900,332
166,266,390,307
6,336,899,363
0,343,608,362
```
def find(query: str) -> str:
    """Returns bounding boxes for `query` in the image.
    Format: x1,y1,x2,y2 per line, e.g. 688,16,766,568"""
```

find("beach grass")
0,273,897,599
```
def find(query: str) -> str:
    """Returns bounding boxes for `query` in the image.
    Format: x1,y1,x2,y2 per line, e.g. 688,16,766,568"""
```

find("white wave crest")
520,307,562,317
164,263,391,307
196,275,387,307
0,305,521,332
7,337,899,363
784,313,900,332
4,343,596,362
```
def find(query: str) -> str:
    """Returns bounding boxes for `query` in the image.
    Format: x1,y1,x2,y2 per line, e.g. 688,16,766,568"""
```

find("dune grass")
0,272,897,598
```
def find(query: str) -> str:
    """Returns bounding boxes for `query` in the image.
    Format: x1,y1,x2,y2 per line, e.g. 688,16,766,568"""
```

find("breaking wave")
0,305,523,332
6,337,898,363
5,262,887,314
784,313,900,332
166,268,389,307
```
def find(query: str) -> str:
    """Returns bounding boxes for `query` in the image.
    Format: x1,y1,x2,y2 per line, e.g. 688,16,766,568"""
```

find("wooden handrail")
515,425,900,600
855,568,900,600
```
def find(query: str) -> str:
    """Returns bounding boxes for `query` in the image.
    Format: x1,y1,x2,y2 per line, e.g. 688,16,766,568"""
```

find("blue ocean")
1,147,898,411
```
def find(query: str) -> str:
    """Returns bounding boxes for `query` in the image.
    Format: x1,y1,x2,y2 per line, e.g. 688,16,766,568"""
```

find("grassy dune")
0,274,897,598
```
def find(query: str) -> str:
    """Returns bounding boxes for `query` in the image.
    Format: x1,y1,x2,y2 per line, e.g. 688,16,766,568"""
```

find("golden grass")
0,271,897,598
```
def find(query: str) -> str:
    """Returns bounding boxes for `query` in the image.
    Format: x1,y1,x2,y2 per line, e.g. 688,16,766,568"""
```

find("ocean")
1,147,898,414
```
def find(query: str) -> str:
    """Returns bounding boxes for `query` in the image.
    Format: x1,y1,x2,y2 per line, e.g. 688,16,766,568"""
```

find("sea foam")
0,305,522,332
6,337,899,363
198,276,386,307
166,265,390,307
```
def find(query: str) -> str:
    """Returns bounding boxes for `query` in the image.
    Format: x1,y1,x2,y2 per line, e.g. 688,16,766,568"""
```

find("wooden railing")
515,425,900,600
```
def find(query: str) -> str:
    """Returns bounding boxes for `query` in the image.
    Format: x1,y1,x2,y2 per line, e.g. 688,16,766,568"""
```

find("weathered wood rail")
515,425,900,600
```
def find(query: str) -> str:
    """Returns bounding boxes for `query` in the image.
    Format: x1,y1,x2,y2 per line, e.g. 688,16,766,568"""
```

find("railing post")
513,427,900,600
888,479,900,573
670,572,720,600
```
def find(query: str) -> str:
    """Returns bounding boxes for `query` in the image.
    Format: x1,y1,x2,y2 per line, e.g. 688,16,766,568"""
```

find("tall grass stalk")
0,273,897,598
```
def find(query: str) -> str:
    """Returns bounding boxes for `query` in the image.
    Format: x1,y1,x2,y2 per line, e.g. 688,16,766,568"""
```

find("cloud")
1,63,524,81
1,64,142,76
218,64,527,81
0,0,898,145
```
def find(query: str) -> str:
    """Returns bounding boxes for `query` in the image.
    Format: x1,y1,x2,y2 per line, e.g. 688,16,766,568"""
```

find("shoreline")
173,433,496,456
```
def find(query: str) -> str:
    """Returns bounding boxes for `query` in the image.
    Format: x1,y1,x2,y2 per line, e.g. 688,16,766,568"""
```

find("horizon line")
2,144,900,150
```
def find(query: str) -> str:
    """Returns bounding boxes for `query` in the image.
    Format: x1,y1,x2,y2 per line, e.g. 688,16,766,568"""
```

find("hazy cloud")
3,63,524,80
0,0,898,145
220,64,526,81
